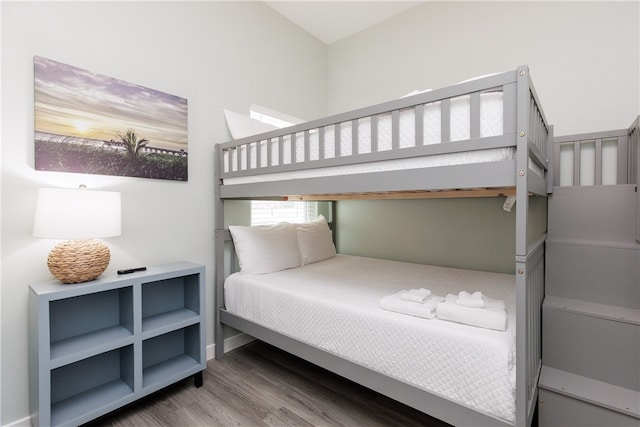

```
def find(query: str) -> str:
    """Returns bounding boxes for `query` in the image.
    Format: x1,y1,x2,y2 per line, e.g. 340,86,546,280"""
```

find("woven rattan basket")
47,239,111,284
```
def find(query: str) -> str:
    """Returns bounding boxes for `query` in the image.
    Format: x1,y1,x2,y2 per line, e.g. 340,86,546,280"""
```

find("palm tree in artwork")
117,129,149,159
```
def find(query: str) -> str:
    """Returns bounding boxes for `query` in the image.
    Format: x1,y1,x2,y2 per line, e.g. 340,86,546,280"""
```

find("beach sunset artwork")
34,56,188,181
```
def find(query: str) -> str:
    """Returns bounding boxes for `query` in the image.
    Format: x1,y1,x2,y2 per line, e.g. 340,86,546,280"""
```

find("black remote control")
117,267,147,275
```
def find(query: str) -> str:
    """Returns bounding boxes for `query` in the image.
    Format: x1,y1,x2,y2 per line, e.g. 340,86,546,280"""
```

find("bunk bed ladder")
539,118,640,425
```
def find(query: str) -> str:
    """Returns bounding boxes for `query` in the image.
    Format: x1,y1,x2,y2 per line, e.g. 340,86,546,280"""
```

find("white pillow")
296,215,337,265
223,109,278,140
229,223,300,274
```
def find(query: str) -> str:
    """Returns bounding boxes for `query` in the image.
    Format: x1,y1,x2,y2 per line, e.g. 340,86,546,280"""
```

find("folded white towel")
400,288,432,303
456,291,485,308
380,291,444,319
436,294,507,331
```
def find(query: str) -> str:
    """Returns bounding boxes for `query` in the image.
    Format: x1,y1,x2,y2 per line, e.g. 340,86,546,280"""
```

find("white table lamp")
33,187,121,283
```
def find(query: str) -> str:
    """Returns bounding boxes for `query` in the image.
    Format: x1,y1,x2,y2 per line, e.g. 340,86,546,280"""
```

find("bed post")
515,65,546,426
515,65,532,426
515,65,532,259
214,146,225,359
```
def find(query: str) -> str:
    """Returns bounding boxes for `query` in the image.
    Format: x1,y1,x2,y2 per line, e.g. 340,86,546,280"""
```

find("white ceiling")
264,1,425,45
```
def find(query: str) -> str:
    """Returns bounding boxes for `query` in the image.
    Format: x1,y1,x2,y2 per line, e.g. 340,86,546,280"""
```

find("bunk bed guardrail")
216,66,550,200
553,116,640,187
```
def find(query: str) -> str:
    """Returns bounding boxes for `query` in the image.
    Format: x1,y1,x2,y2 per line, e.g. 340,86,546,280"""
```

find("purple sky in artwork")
34,56,188,151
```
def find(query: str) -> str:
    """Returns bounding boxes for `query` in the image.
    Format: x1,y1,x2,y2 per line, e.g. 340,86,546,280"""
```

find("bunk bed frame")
214,65,552,426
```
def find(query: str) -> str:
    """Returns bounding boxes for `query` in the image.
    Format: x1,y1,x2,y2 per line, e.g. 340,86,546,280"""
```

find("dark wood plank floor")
88,340,452,427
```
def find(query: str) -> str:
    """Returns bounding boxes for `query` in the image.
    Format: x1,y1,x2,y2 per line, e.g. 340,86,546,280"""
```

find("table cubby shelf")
142,308,199,336
51,379,134,426
50,325,134,366
143,354,201,390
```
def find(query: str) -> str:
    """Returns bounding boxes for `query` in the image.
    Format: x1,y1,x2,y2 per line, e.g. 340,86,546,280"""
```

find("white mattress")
224,255,517,424
224,147,515,185
223,92,508,184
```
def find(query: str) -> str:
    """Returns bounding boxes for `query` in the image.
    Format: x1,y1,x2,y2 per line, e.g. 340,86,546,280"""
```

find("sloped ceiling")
264,1,425,44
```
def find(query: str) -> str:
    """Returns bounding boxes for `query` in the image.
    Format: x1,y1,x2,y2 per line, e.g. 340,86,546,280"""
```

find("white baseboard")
4,415,31,427
206,332,255,360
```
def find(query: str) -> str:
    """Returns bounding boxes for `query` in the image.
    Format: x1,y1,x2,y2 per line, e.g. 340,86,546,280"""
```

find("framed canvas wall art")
34,56,188,181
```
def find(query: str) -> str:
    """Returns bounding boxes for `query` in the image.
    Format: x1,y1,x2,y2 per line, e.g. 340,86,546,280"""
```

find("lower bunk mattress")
224,254,517,424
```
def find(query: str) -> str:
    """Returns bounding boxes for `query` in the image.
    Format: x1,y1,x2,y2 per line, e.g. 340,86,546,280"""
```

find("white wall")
328,1,639,136
329,1,639,268
0,1,327,424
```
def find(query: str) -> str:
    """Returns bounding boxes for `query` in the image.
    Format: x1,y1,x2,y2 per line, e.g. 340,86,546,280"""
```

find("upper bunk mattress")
223,92,512,185
224,254,517,424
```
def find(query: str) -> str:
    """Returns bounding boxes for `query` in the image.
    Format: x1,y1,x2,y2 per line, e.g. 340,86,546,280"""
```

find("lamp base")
47,239,111,284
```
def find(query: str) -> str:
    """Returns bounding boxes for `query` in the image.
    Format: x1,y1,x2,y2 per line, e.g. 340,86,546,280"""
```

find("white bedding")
223,92,508,184
224,255,517,424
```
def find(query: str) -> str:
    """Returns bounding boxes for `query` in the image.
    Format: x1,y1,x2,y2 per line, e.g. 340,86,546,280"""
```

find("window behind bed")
251,201,318,225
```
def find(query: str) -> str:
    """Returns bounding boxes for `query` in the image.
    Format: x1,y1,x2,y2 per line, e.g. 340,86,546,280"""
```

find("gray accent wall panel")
336,197,516,274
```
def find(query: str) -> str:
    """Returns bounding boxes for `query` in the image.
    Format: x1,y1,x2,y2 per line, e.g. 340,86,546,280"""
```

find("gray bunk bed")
214,65,552,426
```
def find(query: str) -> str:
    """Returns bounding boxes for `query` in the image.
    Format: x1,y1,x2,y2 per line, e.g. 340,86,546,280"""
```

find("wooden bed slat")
371,114,379,153
392,109,400,150
441,98,451,143
415,104,424,147
304,131,310,163
335,123,341,158
319,126,325,160
284,187,517,201
352,119,358,155
470,91,481,139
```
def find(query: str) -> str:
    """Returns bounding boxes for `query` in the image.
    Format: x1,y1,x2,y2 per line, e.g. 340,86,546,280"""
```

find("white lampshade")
33,187,121,284
33,187,121,239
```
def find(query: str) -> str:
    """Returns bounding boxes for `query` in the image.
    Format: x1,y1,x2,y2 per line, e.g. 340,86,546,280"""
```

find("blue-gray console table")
29,261,206,427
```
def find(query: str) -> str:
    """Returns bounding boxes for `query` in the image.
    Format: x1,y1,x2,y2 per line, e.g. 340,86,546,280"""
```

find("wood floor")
87,340,452,427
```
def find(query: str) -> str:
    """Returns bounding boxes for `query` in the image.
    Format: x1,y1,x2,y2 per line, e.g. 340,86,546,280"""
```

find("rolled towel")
436,294,507,331
400,288,432,303
456,291,485,308
380,291,444,319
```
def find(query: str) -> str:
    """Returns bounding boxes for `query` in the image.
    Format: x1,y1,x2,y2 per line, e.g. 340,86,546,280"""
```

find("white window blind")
251,201,318,225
